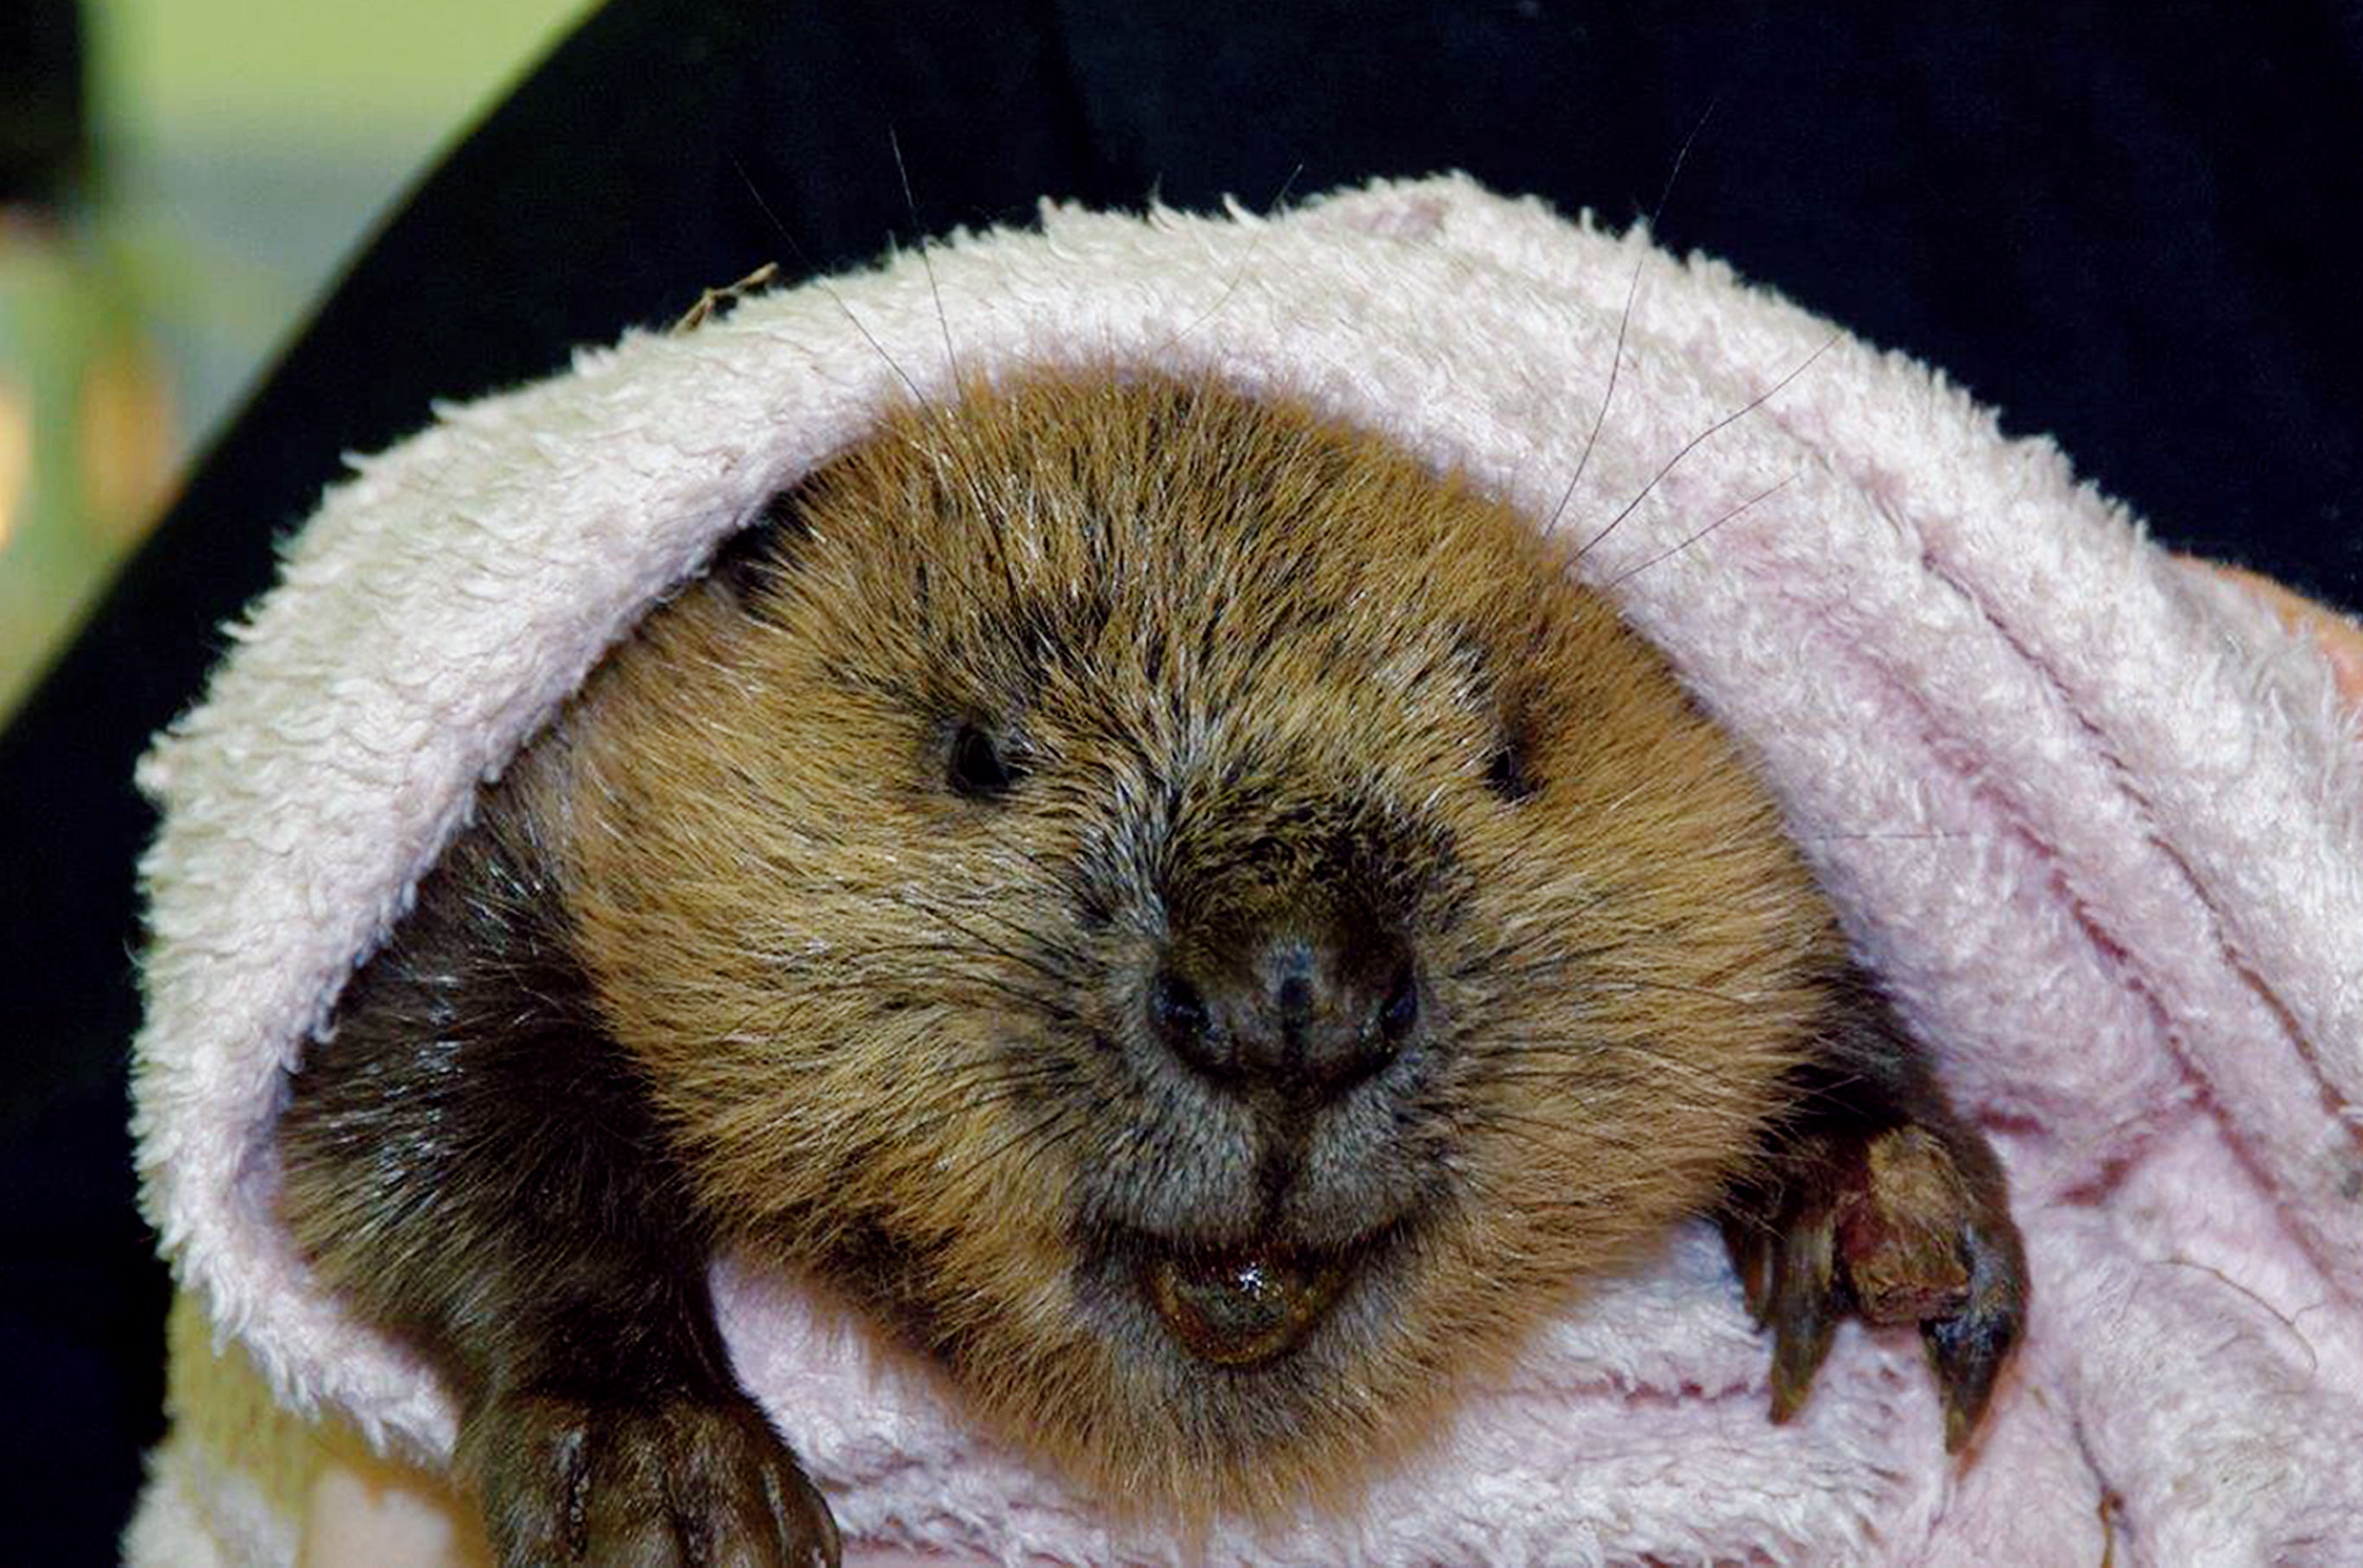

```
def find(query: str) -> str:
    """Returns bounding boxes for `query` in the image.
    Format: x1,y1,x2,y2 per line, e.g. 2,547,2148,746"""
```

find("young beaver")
278,369,2025,1565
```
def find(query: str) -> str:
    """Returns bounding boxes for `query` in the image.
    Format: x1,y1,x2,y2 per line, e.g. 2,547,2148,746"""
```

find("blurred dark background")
4,2,2359,1559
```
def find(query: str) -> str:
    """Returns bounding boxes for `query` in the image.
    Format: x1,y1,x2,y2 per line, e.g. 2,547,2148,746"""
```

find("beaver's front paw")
462,1389,840,1566
1723,1122,2027,1451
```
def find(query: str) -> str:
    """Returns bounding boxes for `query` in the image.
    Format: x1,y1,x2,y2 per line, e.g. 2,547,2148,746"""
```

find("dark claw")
1726,1121,2026,1449
467,1390,841,1567
1716,1212,1775,1326
1923,1222,2026,1452
1760,1190,1841,1425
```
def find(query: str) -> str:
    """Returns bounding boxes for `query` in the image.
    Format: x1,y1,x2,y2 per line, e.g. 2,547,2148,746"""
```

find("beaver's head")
561,370,1836,1516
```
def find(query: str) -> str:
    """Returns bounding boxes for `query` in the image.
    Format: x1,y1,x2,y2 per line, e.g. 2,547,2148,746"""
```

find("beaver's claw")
1724,1122,2026,1451
464,1388,841,1567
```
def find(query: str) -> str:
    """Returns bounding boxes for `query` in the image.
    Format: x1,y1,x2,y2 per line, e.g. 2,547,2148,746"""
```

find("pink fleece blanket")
126,175,2363,1566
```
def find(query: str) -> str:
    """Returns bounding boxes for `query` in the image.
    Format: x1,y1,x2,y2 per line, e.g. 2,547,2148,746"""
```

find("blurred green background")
1,0,598,718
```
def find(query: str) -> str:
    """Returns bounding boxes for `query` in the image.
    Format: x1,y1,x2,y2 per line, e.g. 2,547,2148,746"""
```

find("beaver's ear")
707,483,819,603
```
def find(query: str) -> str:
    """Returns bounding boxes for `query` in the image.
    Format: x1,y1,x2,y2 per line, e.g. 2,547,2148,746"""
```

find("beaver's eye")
1484,725,1537,804
947,722,1022,800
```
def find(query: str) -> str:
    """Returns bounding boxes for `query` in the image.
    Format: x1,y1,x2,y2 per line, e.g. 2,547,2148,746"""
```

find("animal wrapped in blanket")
128,176,2363,1567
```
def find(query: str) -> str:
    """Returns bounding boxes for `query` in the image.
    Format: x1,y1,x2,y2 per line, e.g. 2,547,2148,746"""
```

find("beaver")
276,367,2025,1565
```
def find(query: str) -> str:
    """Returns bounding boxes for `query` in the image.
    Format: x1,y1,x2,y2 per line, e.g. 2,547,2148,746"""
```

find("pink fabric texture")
128,176,2363,1565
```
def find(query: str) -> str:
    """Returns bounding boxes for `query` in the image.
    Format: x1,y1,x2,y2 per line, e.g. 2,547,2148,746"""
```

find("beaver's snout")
1147,921,1420,1104
1108,908,1437,1366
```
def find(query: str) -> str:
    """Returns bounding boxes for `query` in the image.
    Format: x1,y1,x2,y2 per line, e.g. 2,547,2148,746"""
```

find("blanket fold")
127,174,2363,1567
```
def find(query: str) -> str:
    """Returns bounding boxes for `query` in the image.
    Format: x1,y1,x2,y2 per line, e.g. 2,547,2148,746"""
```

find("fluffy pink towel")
125,175,2363,1566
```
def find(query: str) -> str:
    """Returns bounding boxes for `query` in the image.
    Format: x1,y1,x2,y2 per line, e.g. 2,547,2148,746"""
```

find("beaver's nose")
1148,925,1420,1102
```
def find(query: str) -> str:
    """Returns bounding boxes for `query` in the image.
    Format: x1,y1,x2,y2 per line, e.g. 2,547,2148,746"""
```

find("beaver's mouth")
1140,1244,1346,1365
1130,1228,1405,1365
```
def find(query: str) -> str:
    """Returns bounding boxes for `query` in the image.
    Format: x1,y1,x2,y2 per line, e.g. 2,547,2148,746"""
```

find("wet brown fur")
585,368,1835,1502
279,368,2018,1553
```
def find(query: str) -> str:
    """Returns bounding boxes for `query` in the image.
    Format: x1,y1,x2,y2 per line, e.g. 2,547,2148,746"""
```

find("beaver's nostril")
1150,970,1209,1043
1149,929,1418,1102
1275,971,1315,1024
1378,963,1419,1044
1150,968,1235,1082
